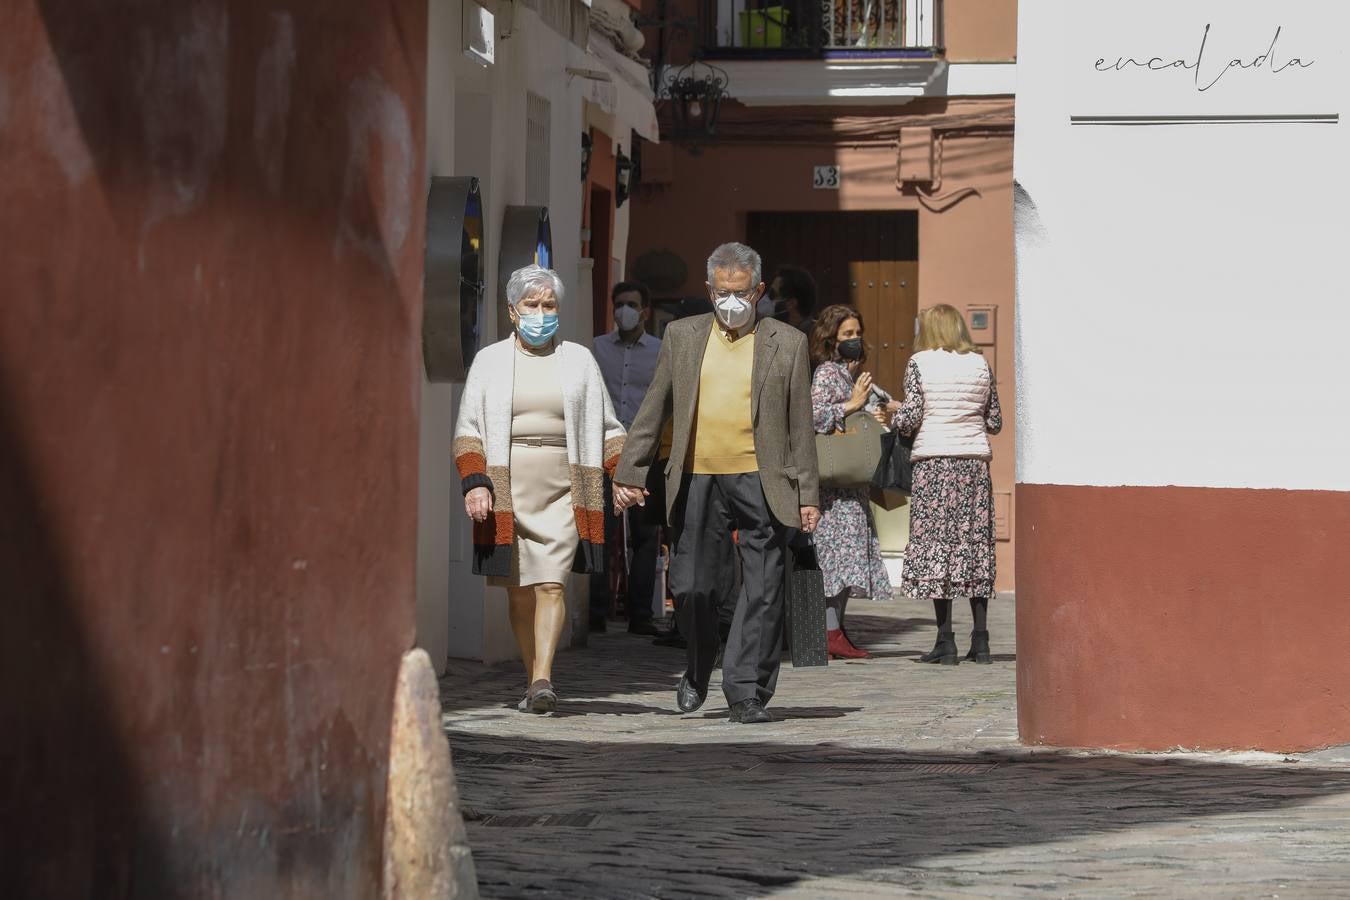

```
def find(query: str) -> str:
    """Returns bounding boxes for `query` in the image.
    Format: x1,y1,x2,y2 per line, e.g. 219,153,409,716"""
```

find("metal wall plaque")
423,176,485,382
496,206,553,340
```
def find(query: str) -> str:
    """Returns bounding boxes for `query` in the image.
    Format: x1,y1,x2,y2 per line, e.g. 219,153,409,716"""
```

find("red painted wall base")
1016,482,1350,752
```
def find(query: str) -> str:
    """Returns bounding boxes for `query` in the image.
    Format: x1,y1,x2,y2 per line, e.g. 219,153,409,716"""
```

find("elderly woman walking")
809,304,893,659
454,264,625,712
891,304,1002,665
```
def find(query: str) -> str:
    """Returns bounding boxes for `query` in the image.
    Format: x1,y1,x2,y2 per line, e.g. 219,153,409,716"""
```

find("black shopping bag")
785,537,828,667
872,430,914,495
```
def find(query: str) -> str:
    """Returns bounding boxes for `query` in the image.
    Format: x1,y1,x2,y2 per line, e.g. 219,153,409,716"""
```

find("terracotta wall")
1017,484,1350,751
2,2,426,895
628,119,1016,588
943,0,1018,60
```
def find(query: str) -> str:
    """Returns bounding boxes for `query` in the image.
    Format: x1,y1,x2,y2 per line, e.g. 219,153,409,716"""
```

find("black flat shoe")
729,698,773,724
627,619,662,636
917,632,958,666
676,674,707,713
965,629,992,664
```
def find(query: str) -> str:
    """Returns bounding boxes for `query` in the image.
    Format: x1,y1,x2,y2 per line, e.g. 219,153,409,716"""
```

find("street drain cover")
763,762,996,775
453,751,566,766
475,813,600,828
752,757,999,775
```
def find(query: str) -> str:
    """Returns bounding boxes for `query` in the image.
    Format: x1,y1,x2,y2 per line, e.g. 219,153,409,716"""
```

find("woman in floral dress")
891,304,1002,665
809,304,894,660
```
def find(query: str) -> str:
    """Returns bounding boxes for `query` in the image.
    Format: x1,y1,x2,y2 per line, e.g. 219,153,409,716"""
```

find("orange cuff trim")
455,452,487,479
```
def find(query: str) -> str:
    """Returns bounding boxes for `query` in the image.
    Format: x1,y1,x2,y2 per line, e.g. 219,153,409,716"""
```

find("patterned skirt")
899,457,997,600
814,487,893,600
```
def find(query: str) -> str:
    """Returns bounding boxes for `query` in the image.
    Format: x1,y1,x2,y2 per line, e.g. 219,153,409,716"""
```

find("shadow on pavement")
447,730,1350,899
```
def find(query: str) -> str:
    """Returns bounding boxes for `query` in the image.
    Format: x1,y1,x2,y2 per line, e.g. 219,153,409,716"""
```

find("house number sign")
812,165,841,189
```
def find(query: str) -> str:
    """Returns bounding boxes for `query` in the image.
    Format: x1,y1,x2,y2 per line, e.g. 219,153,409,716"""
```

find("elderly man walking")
613,242,820,724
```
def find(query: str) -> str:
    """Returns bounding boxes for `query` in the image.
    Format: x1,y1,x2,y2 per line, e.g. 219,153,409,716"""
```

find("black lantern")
581,131,592,181
658,59,729,138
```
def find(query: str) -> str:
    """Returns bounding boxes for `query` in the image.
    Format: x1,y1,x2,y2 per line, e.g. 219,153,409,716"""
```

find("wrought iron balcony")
701,0,941,56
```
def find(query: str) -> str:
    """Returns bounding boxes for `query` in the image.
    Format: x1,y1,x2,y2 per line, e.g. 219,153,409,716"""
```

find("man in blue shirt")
590,281,664,635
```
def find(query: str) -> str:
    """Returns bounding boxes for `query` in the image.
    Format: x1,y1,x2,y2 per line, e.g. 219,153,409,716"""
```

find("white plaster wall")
426,2,593,661
1014,0,1350,491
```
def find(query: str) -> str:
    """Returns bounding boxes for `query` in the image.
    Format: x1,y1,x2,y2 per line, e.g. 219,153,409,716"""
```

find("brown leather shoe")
524,679,557,714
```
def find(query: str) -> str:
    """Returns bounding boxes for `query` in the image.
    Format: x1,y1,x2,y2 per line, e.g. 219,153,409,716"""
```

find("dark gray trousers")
669,473,788,706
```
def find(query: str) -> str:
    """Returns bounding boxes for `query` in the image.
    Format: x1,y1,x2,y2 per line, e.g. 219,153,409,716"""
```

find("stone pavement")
439,595,1350,898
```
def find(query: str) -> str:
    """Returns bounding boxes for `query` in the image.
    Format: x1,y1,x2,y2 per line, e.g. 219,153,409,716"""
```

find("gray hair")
706,242,762,287
505,264,565,308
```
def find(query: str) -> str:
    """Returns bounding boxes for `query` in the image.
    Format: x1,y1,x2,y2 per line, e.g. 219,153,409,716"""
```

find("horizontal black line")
1071,113,1339,126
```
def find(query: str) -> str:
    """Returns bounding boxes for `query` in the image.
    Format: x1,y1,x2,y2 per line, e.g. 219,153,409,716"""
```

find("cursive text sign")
1094,24,1313,92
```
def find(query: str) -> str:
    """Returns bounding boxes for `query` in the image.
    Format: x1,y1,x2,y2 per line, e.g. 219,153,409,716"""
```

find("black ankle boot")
965,629,992,664
917,631,958,665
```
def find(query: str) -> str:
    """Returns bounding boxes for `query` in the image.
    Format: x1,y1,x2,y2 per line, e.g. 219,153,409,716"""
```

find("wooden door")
588,185,613,336
747,211,918,401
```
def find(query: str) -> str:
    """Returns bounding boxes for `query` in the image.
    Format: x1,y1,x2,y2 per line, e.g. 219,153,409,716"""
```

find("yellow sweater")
689,325,758,474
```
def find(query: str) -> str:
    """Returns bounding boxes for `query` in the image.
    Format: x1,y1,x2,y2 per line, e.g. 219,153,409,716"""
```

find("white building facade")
417,0,658,668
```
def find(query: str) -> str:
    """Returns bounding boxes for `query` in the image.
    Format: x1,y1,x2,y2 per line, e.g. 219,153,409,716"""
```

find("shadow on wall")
0,382,172,898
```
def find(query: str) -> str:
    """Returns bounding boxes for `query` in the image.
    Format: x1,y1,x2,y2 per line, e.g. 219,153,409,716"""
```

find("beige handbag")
815,411,885,488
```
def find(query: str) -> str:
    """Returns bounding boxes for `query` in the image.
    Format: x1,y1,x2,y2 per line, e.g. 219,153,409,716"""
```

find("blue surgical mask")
517,312,559,347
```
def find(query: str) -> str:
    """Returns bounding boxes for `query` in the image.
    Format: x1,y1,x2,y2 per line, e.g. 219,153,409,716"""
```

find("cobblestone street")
440,596,1350,898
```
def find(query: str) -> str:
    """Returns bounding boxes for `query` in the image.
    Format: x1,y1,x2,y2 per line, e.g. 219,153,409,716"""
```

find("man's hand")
465,486,492,523
799,506,821,533
612,483,649,513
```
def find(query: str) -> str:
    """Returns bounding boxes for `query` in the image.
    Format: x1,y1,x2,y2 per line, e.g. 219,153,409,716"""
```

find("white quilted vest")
909,349,993,461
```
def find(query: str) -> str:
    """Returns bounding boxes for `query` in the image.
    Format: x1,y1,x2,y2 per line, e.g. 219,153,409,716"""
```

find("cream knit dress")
491,342,581,587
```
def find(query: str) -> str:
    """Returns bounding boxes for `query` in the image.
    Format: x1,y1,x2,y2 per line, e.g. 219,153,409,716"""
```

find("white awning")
583,31,660,142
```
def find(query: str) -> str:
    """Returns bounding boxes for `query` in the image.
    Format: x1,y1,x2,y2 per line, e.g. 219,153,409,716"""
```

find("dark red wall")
1,2,426,896
1017,483,1350,752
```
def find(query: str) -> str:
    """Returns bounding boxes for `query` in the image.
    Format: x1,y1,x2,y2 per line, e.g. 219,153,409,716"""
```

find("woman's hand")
845,371,873,415
872,406,889,425
612,483,649,513
465,487,492,523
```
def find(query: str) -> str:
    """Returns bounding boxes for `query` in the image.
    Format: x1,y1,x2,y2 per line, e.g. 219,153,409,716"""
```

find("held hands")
464,486,492,523
873,399,901,425
799,506,821,533
612,483,649,513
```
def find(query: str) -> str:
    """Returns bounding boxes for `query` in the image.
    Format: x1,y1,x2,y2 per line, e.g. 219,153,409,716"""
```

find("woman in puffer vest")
890,304,1003,665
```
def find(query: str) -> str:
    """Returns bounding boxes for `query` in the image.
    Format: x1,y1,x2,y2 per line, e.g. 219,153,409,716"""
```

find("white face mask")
614,305,641,332
713,292,755,330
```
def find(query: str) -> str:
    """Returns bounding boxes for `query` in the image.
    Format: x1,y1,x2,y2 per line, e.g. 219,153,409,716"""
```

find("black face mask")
837,338,865,361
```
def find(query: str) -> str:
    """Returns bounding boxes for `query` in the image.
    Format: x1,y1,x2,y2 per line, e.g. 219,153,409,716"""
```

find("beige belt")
511,436,568,448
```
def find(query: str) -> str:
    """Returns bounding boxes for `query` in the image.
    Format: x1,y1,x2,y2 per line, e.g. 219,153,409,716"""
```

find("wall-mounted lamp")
581,132,592,182
658,58,729,139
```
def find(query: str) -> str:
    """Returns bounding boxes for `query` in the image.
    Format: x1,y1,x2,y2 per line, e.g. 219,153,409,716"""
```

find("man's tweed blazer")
615,314,819,527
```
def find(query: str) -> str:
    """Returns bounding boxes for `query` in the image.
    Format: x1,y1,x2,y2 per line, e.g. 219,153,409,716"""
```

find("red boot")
827,629,870,660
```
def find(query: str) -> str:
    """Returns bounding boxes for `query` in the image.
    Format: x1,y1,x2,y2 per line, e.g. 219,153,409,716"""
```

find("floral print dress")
891,357,1002,600
810,361,894,601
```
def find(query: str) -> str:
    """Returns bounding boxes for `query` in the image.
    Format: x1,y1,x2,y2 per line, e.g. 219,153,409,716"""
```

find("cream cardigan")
453,338,625,577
